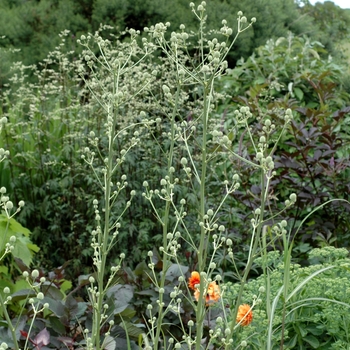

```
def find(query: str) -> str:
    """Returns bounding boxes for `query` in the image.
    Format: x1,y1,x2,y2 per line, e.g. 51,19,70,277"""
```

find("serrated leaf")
0,215,39,266
1,215,31,237
11,235,35,266
13,278,29,293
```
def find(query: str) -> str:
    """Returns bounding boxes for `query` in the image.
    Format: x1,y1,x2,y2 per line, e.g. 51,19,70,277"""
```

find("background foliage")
0,0,349,278
0,1,350,349
1,0,349,71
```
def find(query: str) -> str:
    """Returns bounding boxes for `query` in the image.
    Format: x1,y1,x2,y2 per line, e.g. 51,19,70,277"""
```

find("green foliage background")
0,0,349,278
0,2,350,349
1,0,349,69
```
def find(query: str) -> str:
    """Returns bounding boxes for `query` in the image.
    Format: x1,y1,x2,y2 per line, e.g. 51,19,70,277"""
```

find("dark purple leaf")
33,328,50,348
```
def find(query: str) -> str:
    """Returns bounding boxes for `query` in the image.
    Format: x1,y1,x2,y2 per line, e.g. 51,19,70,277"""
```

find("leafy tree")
298,0,350,53
0,0,317,68
0,0,89,66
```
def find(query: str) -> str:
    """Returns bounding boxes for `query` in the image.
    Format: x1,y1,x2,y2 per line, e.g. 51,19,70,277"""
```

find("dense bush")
216,32,350,254
225,246,350,349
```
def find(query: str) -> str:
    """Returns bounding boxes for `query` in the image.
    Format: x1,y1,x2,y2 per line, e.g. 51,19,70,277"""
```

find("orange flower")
188,271,200,290
194,281,221,306
236,304,253,326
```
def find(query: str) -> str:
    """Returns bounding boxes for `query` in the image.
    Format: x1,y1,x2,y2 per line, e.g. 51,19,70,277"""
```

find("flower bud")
5,201,13,210
289,193,297,202
162,85,170,94
31,270,39,278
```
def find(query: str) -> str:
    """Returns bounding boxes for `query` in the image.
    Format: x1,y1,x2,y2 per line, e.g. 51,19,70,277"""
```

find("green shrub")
216,32,350,253
225,246,350,349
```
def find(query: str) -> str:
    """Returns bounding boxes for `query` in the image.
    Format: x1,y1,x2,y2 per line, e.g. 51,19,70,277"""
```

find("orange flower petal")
206,281,220,304
236,304,253,326
188,271,200,290
193,281,221,306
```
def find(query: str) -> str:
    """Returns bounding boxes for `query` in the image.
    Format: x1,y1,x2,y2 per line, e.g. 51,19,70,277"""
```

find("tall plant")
2,2,339,349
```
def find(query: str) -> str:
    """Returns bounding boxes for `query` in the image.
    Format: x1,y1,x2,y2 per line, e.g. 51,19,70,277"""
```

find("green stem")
92,66,120,349
197,86,209,271
228,169,268,343
0,295,19,350
195,80,211,350
153,85,181,350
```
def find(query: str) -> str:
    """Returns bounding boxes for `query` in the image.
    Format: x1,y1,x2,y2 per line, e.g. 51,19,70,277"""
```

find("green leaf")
43,284,65,301
164,264,188,282
11,235,37,266
294,87,304,101
307,324,326,336
104,335,116,350
6,216,31,237
0,214,39,265
106,284,134,315
11,288,36,302
60,280,72,293
298,324,308,337
121,321,144,339
48,316,66,334
0,265,8,274
304,335,320,349
285,334,297,348
64,294,79,317
119,307,136,319
43,297,65,317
